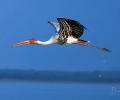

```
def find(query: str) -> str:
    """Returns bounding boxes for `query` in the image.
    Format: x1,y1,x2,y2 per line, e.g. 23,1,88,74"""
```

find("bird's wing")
57,18,85,39
48,21,60,32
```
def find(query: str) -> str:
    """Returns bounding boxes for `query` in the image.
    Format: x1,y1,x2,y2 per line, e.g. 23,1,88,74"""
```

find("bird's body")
14,18,110,52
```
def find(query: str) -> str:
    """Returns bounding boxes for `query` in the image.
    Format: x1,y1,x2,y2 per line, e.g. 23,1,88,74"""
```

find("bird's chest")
66,36,78,44
58,36,78,44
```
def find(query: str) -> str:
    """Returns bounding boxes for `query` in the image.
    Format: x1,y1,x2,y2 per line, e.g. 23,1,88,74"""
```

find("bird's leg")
86,44,110,52
74,40,88,46
74,41,110,52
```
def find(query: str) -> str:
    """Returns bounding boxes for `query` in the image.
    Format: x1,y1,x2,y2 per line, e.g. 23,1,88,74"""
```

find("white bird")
13,18,110,52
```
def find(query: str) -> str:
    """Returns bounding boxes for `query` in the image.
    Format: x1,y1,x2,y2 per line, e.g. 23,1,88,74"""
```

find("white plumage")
66,36,78,44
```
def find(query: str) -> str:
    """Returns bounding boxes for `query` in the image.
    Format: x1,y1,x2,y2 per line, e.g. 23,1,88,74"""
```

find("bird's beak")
12,38,38,47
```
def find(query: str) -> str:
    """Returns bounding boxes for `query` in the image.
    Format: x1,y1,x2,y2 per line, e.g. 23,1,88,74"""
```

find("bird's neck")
37,39,55,45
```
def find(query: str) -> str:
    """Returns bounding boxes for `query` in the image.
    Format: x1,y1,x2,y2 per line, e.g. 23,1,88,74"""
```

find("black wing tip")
48,21,53,25
57,17,75,21
57,18,66,21
57,17,65,19
48,21,53,26
48,21,50,23
57,18,74,21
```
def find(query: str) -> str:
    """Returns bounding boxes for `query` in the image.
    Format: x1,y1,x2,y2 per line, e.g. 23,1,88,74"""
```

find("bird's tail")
76,40,110,52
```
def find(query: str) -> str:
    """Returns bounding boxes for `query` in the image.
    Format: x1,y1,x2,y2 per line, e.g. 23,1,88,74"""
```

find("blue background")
0,0,120,100
0,0,120,71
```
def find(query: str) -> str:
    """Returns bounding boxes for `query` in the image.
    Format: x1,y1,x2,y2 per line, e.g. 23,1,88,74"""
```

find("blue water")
0,82,120,100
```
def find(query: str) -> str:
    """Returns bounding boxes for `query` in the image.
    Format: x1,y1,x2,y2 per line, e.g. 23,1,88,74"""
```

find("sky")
0,0,120,71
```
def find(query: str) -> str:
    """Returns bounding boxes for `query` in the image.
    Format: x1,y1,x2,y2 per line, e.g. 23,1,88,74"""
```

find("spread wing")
48,21,60,32
57,18,85,39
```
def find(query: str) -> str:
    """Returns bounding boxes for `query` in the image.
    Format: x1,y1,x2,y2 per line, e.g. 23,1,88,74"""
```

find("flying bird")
13,18,110,52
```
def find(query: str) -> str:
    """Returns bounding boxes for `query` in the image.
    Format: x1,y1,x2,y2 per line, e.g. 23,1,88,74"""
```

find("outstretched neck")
37,39,55,46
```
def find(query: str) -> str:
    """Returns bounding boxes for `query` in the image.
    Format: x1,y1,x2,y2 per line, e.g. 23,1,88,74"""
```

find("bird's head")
13,38,39,47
